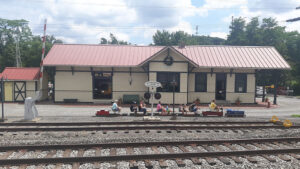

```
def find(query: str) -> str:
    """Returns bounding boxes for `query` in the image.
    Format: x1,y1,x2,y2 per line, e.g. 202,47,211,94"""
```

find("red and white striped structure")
38,19,47,99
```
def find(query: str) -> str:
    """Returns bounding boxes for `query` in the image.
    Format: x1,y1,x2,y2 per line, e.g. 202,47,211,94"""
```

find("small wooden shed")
0,67,40,102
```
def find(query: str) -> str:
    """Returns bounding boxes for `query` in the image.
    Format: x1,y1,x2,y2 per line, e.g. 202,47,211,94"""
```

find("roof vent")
178,41,185,49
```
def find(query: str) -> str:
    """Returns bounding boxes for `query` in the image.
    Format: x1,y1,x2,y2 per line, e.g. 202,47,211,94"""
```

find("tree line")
150,17,300,95
0,18,62,72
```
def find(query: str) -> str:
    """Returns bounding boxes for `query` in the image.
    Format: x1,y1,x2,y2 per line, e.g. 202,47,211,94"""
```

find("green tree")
0,18,62,71
227,17,247,45
99,33,129,45
152,30,225,46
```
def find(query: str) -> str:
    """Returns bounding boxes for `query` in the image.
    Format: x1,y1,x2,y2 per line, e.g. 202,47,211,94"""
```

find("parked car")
256,86,267,97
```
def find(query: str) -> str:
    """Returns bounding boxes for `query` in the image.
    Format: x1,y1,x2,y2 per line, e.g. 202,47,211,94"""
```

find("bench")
123,95,139,104
63,99,78,103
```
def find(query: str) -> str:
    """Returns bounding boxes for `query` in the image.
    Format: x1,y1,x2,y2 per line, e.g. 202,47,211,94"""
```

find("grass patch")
291,114,300,118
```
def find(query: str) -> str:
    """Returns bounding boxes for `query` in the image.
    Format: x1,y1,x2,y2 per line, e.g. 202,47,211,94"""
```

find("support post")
1,77,4,122
273,71,278,105
173,83,175,113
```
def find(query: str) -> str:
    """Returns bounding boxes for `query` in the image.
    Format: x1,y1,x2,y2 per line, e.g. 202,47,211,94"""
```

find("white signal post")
145,81,161,116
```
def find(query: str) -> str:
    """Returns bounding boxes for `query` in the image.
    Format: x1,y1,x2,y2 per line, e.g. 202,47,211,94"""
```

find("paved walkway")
1,96,300,119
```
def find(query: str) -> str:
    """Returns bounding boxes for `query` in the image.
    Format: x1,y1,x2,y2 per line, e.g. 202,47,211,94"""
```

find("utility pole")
15,35,22,67
286,6,300,22
195,25,198,35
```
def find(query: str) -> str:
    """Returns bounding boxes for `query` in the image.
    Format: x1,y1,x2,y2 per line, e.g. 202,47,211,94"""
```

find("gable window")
157,72,180,92
195,73,207,92
235,73,247,93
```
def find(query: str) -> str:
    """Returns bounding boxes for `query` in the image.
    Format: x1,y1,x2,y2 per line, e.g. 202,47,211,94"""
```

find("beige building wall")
148,49,189,104
188,68,255,103
112,72,148,101
188,73,215,103
226,74,255,103
53,56,256,104
55,71,93,102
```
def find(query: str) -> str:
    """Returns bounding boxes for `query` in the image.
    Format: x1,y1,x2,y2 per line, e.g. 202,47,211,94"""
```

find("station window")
157,72,180,92
93,72,112,99
195,73,207,92
235,73,247,93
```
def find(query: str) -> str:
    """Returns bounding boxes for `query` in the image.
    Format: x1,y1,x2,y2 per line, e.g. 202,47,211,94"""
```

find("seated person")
156,101,166,114
139,100,147,115
179,104,189,115
112,100,121,113
130,101,138,115
166,104,173,115
209,100,219,112
190,101,199,114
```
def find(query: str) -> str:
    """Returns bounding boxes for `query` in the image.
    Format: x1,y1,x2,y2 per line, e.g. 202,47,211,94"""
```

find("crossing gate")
14,81,26,102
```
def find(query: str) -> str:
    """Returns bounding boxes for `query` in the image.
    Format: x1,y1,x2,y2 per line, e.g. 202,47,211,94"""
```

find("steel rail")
1,148,300,165
0,125,298,132
0,121,271,126
0,137,299,151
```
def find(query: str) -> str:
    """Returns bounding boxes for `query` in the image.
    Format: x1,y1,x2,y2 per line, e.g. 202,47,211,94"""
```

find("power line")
286,6,300,22
6,0,298,10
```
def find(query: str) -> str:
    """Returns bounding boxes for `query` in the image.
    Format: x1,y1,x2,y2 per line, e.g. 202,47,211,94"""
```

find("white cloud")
2,0,299,45
210,32,228,39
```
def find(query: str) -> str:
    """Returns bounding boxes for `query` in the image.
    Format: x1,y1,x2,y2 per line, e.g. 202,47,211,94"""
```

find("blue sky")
0,0,299,45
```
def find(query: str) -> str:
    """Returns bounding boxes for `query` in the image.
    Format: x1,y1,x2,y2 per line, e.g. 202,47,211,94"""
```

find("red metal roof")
43,44,290,69
173,46,290,69
43,44,165,67
0,67,40,81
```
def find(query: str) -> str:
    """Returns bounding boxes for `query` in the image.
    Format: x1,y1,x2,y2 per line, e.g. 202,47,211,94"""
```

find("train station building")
42,44,290,104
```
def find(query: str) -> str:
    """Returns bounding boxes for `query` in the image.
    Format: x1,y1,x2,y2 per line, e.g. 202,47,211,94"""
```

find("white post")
151,90,154,116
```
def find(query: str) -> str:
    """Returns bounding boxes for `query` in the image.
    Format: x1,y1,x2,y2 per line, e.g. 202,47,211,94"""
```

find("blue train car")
225,109,245,117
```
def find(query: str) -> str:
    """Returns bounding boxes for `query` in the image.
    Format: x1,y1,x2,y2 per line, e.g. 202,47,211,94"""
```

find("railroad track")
0,121,272,126
0,121,298,132
1,137,300,168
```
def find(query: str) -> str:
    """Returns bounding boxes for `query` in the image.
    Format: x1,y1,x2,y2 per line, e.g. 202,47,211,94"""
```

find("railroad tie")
72,162,80,169
151,146,168,168
158,159,168,168
212,145,231,165
45,150,57,158
77,149,85,157
272,142,291,161
109,148,117,167
93,148,102,169
239,144,258,163
188,144,202,165
144,159,153,169
63,149,72,158
35,165,44,169
126,147,139,169
252,143,276,162
95,147,101,156
0,150,13,159
54,163,63,169
14,149,27,159
165,146,185,167
223,143,243,164
17,164,28,169
200,145,217,165
289,153,300,160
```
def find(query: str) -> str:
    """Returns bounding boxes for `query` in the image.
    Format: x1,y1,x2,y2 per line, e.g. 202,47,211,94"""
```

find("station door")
14,81,26,102
4,82,13,101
